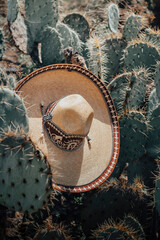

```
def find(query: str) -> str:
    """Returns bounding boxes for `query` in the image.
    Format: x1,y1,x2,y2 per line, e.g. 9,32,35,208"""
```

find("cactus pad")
0,135,51,213
56,22,82,53
93,216,146,240
80,180,149,236
119,111,148,164
108,68,149,114
63,13,90,42
41,27,63,65
25,0,59,52
123,14,141,41
107,4,120,33
87,37,108,81
0,88,29,137
104,37,127,83
124,40,160,72
7,0,19,22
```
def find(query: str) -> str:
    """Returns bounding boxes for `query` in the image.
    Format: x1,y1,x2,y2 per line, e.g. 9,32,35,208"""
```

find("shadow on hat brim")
15,64,120,193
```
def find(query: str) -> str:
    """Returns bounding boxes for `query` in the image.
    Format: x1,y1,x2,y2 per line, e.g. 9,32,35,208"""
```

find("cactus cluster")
1,0,160,239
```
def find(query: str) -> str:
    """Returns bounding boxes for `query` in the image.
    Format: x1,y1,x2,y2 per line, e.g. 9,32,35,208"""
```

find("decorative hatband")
41,101,89,151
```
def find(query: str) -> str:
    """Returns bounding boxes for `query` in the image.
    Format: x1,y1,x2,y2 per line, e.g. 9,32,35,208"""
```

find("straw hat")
15,64,120,192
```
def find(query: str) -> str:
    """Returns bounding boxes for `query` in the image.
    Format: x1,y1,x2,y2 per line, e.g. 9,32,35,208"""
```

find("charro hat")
15,64,120,192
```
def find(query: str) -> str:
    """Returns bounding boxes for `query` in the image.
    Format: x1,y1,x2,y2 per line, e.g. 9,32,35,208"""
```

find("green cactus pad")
56,22,82,53
56,23,72,49
7,0,19,22
87,37,108,82
107,4,120,33
123,215,146,239
123,14,141,41
80,180,149,236
25,0,59,52
94,22,112,37
108,72,130,113
0,135,51,213
41,27,63,66
108,68,149,114
70,28,83,53
94,216,145,240
0,88,29,137
118,111,148,165
124,40,160,72
103,37,127,83
63,13,90,42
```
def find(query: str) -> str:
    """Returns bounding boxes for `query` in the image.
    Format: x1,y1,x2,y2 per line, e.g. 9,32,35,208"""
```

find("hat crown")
51,94,94,135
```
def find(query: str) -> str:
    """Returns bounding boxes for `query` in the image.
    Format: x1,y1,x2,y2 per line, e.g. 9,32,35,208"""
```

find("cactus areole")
15,64,120,193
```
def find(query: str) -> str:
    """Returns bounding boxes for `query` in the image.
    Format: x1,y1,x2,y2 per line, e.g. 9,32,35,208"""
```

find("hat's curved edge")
15,64,120,193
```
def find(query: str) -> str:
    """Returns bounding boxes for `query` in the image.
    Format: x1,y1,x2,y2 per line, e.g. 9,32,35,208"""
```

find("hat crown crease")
51,94,94,135
42,94,94,151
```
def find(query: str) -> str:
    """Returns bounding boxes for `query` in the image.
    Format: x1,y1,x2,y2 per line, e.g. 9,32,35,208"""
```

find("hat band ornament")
40,101,91,152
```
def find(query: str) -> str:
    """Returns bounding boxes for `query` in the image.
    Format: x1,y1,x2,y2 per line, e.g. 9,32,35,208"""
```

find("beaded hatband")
41,101,90,151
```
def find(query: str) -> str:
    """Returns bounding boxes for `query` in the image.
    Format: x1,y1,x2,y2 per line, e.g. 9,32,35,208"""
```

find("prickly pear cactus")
103,37,127,83
93,215,146,240
123,215,146,239
0,134,52,213
106,3,120,33
123,14,142,41
0,88,29,137
41,26,63,65
87,36,108,81
123,37,160,72
118,111,148,165
80,179,149,237
108,68,150,114
63,13,90,42
25,0,59,53
56,22,82,53
7,0,19,22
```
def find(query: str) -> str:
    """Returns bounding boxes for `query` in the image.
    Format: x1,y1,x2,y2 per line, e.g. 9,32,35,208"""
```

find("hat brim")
15,64,120,192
